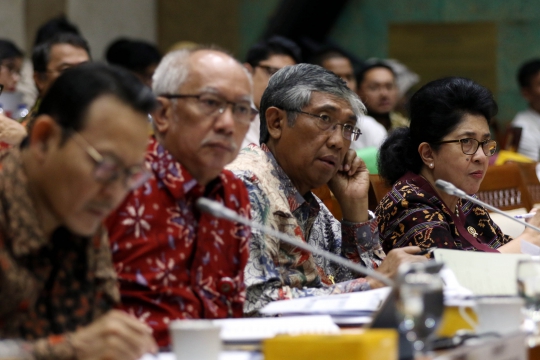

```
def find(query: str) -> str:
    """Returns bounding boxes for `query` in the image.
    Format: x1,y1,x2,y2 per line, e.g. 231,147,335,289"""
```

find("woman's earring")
430,163,434,168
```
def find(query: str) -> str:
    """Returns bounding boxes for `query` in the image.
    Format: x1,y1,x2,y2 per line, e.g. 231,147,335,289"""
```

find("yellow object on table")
436,306,477,338
494,149,534,165
263,329,398,360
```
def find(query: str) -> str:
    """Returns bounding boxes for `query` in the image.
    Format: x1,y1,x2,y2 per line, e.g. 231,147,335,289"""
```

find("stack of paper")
434,248,531,296
213,315,340,343
260,287,392,325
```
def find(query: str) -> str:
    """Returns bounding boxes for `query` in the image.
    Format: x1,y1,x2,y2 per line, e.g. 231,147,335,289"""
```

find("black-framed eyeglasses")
435,138,497,157
159,93,257,125
71,132,151,190
256,64,280,76
285,109,362,141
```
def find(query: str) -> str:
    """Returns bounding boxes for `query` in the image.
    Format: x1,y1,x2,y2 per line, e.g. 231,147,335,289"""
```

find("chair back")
369,174,392,204
312,185,342,219
517,162,540,208
476,162,532,211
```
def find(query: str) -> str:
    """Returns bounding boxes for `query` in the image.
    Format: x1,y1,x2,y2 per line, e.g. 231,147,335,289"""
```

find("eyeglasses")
286,109,362,141
0,63,20,77
71,132,151,190
436,138,497,157
159,93,257,125
256,64,281,76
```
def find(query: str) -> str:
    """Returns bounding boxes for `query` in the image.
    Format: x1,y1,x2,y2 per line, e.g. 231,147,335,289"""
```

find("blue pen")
514,213,535,219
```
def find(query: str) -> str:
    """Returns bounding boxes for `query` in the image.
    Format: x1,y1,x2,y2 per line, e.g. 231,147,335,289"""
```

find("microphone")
196,197,394,287
434,179,540,233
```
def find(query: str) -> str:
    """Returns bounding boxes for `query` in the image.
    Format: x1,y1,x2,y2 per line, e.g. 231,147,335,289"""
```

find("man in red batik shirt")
105,47,256,348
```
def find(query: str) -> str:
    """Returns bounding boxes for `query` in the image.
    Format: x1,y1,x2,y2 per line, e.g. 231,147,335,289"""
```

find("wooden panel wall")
389,22,497,94
157,0,241,56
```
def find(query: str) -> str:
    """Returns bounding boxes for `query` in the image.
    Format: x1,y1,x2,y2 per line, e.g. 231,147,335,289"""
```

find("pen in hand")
416,247,437,256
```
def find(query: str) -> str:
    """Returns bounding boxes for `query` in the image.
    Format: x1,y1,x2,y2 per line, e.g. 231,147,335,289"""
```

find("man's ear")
28,115,60,160
152,97,173,134
243,63,254,74
265,107,287,141
418,142,435,167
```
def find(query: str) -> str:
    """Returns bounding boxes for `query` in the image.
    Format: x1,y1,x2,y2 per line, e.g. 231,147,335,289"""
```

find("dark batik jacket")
376,171,511,254
0,149,119,360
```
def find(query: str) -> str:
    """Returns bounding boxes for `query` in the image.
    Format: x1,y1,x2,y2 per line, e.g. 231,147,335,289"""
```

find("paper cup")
169,320,221,360
475,297,524,334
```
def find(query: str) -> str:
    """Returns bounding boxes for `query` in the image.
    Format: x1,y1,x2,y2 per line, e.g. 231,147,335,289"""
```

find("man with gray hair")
105,47,257,347
227,63,424,316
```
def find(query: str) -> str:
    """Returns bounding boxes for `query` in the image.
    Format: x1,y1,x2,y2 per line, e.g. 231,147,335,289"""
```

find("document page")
434,248,530,296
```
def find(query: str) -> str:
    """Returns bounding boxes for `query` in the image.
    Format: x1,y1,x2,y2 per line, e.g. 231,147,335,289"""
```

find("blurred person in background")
106,38,162,88
17,15,82,109
0,39,23,93
25,32,90,129
357,61,408,131
512,59,540,161
0,40,27,145
242,36,301,148
312,49,387,151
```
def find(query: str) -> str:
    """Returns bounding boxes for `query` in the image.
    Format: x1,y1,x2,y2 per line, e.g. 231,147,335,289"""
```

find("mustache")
200,135,238,152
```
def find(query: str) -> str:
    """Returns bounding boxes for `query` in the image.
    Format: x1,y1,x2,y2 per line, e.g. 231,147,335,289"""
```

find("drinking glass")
517,259,540,342
396,264,445,357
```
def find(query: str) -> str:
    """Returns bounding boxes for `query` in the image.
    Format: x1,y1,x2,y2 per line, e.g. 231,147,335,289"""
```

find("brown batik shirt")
0,149,119,359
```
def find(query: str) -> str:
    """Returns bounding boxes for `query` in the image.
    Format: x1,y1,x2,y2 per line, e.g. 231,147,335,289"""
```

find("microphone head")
196,197,245,223
196,197,226,218
434,179,466,198
434,179,453,191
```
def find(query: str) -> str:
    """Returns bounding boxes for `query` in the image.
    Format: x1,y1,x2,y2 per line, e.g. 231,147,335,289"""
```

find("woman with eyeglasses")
376,77,540,253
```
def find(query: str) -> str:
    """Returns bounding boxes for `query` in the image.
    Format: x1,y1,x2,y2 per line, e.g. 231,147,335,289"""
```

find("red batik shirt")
105,137,251,348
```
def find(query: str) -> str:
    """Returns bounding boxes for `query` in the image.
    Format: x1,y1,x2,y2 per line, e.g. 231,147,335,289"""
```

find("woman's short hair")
378,77,498,185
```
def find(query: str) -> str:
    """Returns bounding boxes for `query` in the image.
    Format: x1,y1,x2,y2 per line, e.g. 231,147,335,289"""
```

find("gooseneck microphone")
196,197,394,287
435,179,540,234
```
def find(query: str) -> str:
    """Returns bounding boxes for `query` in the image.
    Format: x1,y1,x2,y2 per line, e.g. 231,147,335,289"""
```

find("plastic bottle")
13,104,28,120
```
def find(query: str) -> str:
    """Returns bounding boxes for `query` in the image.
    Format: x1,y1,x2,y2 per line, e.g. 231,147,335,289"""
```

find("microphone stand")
435,179,540,234
197,197,394,287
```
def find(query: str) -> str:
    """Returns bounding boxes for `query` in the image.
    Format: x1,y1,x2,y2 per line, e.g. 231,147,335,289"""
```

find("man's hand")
366,246,428,289
70,310,158,360
327,149,370,222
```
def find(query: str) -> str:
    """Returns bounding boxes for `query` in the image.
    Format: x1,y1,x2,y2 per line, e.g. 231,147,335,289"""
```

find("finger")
341,149,356,172
394,246,422,255
348,156,366,176
105,319,157,357
105,334,145,360
109,310,153,335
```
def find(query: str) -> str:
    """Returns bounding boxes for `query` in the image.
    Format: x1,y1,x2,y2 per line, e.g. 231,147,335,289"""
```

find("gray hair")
152,46,252,95
259,63,366,144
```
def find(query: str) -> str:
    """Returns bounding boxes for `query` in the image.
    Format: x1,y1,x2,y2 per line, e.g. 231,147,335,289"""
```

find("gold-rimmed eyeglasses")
435,138,497,157
159,92,258,125
284,109,362,141
71,132,151,190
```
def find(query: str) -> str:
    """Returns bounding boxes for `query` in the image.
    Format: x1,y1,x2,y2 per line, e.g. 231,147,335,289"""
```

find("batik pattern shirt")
0,149,118,360
105,137,251,348
376,172,512,253
227,144,385,316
